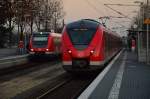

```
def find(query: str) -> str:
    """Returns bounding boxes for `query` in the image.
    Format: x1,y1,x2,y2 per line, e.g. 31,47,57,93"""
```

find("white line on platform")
78,50,123,99
0,54,29,61
108,52,127,99
0,58,27,64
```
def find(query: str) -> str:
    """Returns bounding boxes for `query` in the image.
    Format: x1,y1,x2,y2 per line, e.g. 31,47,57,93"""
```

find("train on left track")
27,32,61,55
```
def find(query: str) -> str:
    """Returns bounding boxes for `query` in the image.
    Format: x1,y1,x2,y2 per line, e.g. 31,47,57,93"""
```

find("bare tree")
33,0,65,32
10,0,65,40
0,0,15,47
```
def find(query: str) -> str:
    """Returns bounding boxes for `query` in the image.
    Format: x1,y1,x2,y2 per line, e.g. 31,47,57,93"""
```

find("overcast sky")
62,0,143,36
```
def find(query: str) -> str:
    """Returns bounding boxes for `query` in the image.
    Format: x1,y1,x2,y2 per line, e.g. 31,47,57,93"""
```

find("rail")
0,54,29,69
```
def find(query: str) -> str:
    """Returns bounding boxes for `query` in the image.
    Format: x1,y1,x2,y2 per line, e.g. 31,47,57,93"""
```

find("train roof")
104,28,121,38
66,19,100,29
33,32,50,35
66,19,121,38
50,32,62,37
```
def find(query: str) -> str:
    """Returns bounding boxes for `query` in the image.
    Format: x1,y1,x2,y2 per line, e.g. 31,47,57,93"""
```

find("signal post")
144,18,150,64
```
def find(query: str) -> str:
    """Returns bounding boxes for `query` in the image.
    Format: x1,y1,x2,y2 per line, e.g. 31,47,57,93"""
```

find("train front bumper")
62,61,105,72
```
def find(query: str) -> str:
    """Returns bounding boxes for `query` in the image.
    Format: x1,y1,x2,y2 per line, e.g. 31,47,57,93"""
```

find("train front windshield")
32,33,49,48
68,29,96,45
67,19,99,50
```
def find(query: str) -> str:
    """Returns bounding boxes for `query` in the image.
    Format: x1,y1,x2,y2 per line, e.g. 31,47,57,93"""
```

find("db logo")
38,48,42,51
78,53,82,57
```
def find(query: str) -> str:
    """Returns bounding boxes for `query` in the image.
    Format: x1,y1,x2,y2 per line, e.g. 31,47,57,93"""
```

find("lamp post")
133,1,144,62
146,21,149,64
134,1,144,29
145,2,149,64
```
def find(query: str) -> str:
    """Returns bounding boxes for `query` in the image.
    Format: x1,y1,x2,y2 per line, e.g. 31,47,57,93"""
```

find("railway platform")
0,47,18,58
78,50,150,99
0,47,28,59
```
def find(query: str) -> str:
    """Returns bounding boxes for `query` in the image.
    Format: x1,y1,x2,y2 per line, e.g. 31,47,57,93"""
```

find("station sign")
144,18,150,24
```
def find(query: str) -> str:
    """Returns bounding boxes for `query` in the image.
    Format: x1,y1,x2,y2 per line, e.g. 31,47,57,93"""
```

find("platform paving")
119,52,150,99
80,51,150,99
0,47,27,59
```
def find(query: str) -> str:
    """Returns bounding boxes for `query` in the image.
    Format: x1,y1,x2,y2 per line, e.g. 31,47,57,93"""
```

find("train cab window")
33,37,48,41
32,32,49,48
67,29,96,45
66,19,99,50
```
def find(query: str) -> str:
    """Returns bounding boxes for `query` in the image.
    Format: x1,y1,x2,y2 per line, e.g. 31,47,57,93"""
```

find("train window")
67,28,97,50
67,19,100,50
33,37,47,41
67,29,96,45
67,19,99,29
32,39,48,48
32,33,49,48
66,19,99,50
32,33,49,41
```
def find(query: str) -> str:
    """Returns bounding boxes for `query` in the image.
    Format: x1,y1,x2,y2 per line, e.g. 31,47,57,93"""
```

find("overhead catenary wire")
95,0,135,36
83,0,105,16
104,4,132,20
104,3,140,6
97,0,119,15
83,0,109,25
83,0,134,28
94,0,129,26
93,0,108,16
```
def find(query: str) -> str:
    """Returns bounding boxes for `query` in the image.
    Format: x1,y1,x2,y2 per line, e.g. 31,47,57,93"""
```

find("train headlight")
46,49,49,51
30,49,34,51
90,50,94,54
68,50,72,54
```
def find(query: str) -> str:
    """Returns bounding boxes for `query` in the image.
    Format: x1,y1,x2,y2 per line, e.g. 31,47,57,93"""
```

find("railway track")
35,74,98,99
12,72,71,99
0,52,120,99
36,76,72,99
36,51,121,99
0,56,63,99
0,55,60,76
0,53,120,99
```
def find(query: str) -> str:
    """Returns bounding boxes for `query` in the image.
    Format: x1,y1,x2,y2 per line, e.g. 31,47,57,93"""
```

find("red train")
28,32,61,55
62,19,122,72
